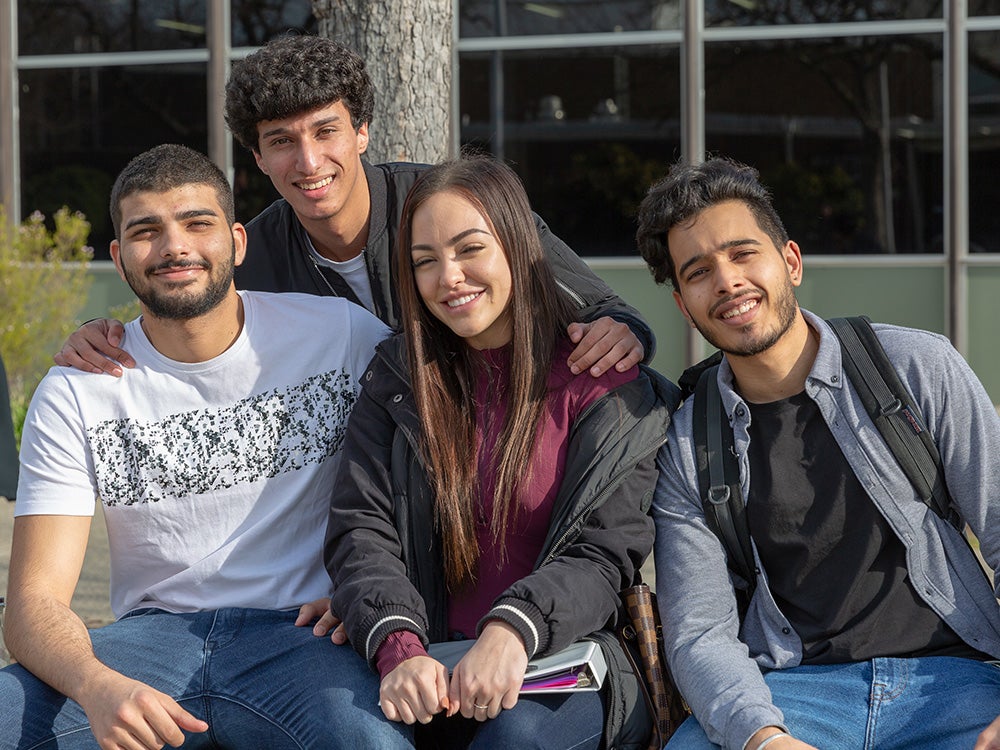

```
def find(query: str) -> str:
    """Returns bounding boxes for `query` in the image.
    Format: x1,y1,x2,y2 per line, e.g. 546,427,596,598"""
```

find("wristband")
756,733,791,750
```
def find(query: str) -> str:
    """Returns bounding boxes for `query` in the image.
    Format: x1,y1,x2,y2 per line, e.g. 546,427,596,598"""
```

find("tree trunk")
312,0,453,164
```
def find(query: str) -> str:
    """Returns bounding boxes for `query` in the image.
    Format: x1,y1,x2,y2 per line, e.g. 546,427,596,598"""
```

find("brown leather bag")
618,583,689,750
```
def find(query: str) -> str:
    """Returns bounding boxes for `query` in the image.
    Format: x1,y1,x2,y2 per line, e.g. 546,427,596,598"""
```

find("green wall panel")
968,267,1000,405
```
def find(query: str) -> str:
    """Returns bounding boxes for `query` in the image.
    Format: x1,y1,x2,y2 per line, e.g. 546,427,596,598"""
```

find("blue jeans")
666,656,1000,750
0,608,411,750
416,689,604,750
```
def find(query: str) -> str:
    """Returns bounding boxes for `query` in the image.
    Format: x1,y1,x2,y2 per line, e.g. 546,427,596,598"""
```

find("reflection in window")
232,0,315,47
705,0,941,27
234,145,280,225
970,31,1000,253
706,35,943,255
460,47,680,255
18,1,208,55
19,65,208,258
459,1,677,38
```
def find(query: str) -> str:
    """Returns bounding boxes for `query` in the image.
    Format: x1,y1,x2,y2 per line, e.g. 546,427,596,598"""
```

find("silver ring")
473,702,489,710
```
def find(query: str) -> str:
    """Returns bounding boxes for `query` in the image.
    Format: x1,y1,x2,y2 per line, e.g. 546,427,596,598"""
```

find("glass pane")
19,65,208,259
706,0,941,27
459,1,678,38
461,47,681,255
234,145,280,226
970,1,1000,16
705,35,943,255
231,0,316,47
970,31,1000,253
18,1,208,55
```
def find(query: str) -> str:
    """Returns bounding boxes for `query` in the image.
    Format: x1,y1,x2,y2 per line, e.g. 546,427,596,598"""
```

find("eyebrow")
677,237,762,277
411,227,492,252
123,208,218,232
259,114,344,141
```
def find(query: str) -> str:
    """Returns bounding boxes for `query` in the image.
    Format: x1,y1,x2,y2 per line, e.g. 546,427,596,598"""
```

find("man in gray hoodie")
636,157,1000,750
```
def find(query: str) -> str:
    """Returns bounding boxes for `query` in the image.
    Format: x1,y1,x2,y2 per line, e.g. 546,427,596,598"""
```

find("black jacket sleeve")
324,359,432,668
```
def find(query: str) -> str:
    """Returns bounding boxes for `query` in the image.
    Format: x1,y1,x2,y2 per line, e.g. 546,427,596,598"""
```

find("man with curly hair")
57,34,653,382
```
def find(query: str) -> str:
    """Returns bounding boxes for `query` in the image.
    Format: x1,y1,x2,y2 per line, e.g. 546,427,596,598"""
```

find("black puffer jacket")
237,159,654,356
324,334,680,748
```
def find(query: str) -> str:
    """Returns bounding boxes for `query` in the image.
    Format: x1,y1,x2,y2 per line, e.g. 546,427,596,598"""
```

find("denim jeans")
0,607,411,750
666,656,1000,750
416,688,605,750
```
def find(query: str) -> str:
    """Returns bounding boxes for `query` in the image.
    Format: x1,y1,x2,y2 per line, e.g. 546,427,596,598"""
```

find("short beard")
693,279,799,358
125,244,235,321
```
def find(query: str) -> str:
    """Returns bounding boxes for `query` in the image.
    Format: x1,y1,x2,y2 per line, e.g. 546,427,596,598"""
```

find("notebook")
427,638,607,693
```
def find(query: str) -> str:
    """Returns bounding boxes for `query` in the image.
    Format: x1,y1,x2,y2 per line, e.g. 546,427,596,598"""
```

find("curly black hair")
636,157,788,289
224,34,375,152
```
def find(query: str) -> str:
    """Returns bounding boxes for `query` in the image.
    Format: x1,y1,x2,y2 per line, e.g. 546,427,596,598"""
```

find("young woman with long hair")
320,155,679,748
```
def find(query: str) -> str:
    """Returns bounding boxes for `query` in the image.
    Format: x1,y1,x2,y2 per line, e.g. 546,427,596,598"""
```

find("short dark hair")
224,34,375,152
636,157,789,289
109,144,234,240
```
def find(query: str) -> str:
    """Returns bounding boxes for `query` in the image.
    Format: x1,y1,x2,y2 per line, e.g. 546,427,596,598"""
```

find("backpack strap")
693,365,757,612
827,316,961,530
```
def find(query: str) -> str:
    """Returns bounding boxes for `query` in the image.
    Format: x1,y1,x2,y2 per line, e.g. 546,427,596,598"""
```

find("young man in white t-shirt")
0,144,406,750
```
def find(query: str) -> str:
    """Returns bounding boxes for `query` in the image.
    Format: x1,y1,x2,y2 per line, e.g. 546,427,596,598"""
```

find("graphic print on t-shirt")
88,370,356,506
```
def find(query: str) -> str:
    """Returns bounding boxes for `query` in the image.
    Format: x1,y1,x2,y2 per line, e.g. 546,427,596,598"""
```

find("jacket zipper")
539,430,667,566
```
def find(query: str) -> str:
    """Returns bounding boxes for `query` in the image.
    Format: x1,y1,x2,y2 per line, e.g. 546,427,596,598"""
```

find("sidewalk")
0,499,115,629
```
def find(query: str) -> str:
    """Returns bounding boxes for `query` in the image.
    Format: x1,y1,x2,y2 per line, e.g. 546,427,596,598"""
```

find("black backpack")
682,316,963,613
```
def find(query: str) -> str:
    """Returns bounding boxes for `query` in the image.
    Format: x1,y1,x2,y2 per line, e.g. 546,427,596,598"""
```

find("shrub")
0,206,94,445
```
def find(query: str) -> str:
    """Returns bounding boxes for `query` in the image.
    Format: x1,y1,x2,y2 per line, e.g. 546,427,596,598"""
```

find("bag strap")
693,316,964,616
827,316,961,529
693,365,756,612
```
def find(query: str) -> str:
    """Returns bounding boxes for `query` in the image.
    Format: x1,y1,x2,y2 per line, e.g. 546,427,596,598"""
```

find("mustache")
146,259,210,276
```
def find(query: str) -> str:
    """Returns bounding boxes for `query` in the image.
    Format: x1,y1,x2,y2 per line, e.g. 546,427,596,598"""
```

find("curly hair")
109,144,234,240
636,157,788,289
224,34,375,152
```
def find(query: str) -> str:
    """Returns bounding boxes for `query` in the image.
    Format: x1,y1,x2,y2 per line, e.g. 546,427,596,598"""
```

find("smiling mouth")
297,176,332,191
447,292,482,308
150,261,208,278
720,297,759,320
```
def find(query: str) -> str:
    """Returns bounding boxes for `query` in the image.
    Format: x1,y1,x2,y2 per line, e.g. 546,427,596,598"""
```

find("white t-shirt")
16,291,389,618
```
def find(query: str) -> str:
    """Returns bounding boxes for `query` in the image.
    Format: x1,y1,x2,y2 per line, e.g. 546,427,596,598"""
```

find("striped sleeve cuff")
478,597,548,658
361,606,428,668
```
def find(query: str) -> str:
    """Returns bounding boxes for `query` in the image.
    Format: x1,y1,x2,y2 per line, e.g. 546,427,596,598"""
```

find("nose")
296,139,323,174
159,224,189,259
713,258,746,295
439,257,465,289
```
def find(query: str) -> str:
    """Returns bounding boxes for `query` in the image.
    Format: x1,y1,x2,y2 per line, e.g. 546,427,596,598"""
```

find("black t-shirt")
746,391,982,664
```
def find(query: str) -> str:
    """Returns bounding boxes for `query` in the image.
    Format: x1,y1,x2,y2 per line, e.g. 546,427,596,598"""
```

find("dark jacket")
237,159,654,356
0,352,17,501
324,334,680,745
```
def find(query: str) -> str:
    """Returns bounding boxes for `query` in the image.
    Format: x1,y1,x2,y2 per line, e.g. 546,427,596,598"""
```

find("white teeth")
722,299,757,319
298,176,332,190
447,292,480,308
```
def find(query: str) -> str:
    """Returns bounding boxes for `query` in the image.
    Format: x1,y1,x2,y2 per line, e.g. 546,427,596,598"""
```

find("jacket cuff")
478,597,548,658
375,630,428,680
731,705,788,750
360,605,428,668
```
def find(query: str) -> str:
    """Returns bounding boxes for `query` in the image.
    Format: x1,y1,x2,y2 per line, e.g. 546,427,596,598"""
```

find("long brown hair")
395,156,577,592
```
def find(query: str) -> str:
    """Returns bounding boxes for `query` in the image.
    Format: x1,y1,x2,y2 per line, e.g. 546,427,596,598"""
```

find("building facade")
2,1,1000,394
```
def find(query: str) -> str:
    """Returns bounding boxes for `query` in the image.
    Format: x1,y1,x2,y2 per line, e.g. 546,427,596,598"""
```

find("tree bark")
312,0,453,164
